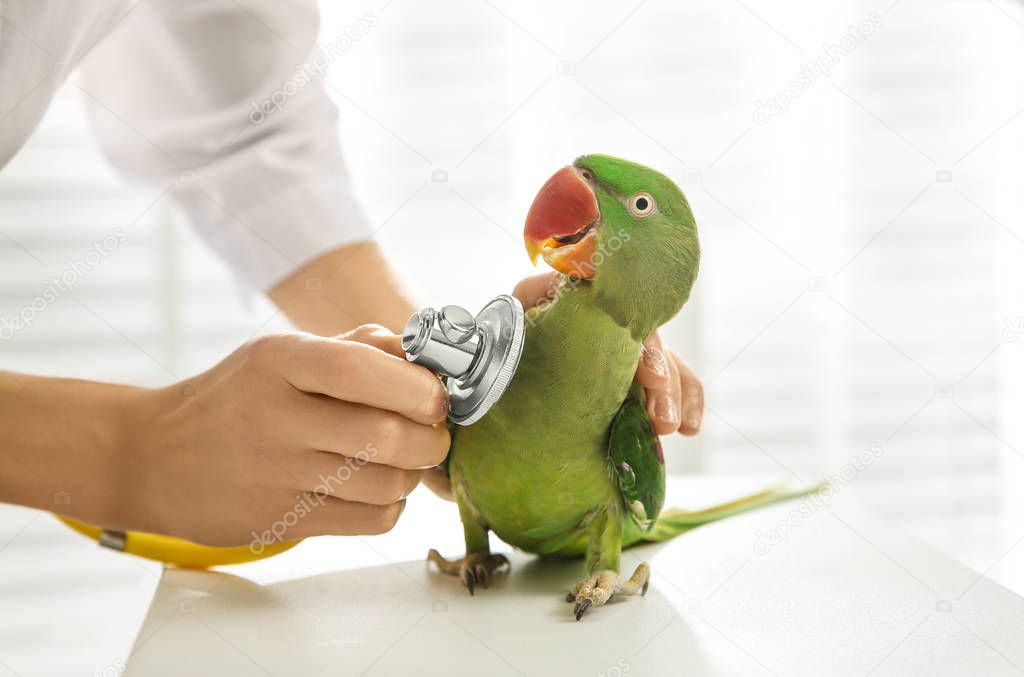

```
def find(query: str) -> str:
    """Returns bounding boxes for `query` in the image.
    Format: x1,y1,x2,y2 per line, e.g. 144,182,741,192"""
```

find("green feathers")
446,155,700,565
607,384,666,530
578,154,701,341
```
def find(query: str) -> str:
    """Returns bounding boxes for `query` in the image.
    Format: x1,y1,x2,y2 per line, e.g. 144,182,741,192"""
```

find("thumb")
512,272,560,310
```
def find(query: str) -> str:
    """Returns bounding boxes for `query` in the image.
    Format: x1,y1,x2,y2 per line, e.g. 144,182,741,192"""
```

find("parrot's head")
524,154,700,339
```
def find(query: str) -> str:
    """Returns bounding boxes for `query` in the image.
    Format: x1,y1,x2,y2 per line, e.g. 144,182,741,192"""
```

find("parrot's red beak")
524,166,600,279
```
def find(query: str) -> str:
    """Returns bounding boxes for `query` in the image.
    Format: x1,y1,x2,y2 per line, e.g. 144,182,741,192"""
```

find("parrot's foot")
567,563,650,620
427,549,510,595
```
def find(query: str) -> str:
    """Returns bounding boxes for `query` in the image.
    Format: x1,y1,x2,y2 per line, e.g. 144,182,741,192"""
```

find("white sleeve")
75,0,373,290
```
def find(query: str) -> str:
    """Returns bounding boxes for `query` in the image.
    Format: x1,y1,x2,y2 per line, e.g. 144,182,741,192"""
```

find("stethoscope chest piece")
402,295,525,425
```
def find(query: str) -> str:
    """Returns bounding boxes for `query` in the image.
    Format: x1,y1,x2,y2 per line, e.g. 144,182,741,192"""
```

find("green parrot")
428,155,810,619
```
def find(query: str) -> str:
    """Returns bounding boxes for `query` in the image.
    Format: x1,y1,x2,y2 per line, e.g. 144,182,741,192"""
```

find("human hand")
513,271,704,436
112,325,450,547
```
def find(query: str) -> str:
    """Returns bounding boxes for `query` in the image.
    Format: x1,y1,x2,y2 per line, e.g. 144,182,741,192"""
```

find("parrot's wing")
607,383,666,530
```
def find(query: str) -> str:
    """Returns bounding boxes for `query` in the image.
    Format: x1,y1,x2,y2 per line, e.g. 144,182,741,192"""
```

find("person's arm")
0,327,450,545
268,242,417,336
76,0,375,296
0,373,152,523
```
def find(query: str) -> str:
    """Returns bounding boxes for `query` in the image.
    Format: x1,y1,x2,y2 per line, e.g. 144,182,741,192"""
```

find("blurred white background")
2,0,1024,674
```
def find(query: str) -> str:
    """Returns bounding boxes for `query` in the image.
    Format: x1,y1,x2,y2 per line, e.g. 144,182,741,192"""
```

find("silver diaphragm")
401,295,525,425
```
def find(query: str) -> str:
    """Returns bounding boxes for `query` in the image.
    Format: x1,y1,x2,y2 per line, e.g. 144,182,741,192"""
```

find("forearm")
268,242,417,336
0,371,159,523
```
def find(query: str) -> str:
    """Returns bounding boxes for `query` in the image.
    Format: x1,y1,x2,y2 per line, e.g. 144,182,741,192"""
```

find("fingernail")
688,415,701,431
642,347,669,378
654,396,678,423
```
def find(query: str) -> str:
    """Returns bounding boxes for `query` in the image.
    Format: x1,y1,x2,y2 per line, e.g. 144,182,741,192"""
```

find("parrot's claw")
427,549,510,595
567,563,650,620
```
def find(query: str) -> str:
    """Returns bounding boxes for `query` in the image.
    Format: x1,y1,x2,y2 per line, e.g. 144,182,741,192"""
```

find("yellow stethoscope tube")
55,515,299,568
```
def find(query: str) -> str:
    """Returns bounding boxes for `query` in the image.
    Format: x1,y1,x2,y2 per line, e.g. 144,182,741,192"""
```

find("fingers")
636,332,670,390
636,332,703,437
512,272,560,310
289,497,406,538
646,350,683,436
672,352,703,436
339,323,404,359
296,395,450,469
422,467,454,501
294,452,422,505
278,333,448,425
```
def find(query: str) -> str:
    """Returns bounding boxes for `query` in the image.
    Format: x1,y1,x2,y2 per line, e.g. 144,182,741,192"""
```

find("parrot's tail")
638,481,826,543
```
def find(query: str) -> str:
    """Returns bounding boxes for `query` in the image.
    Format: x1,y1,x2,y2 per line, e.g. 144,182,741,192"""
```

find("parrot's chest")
450,415,619,554
447,291,641,554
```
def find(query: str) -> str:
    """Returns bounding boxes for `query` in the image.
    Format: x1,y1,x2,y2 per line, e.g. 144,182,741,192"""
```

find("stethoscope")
57,296,526,567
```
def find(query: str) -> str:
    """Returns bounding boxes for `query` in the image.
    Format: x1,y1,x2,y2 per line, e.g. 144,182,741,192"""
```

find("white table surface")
117,476,1024,677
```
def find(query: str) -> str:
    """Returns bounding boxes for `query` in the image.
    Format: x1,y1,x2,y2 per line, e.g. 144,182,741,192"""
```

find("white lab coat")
0,0,371,289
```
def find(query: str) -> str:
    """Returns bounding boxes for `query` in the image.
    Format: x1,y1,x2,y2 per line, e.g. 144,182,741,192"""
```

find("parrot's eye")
579,168,594,182
628,192,656,217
